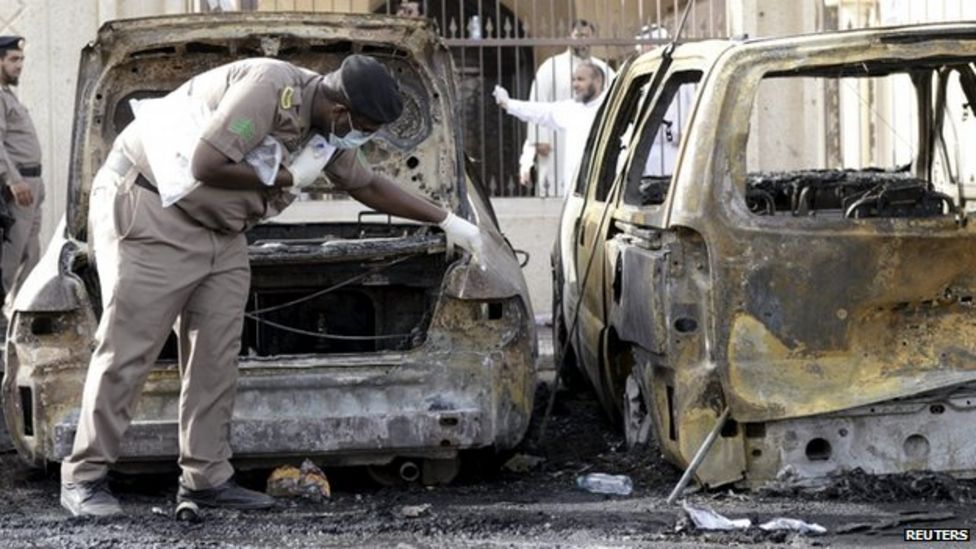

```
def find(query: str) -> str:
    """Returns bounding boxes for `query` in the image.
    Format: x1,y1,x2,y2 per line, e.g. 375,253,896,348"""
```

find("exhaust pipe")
398,460,421,482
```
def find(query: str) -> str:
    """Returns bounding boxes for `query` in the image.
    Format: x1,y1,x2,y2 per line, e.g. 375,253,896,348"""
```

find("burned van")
554,24,976,488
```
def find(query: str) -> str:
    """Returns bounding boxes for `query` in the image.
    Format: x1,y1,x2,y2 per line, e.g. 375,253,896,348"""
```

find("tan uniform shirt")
118,58,383,234
0,84,42,186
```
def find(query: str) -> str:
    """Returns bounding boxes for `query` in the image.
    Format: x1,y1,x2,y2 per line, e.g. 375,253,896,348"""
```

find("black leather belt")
134,174,159,195
17,165,40,178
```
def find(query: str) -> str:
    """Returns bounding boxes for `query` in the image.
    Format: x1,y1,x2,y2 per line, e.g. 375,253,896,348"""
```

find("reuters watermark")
903,528,971,543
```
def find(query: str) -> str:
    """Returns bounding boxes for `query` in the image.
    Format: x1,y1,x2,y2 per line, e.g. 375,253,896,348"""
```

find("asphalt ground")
2,377,975,548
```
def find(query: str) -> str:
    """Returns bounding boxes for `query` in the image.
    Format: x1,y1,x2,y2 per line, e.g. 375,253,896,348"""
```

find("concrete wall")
0,0,192,251
727,0,823,172
491,197,563,321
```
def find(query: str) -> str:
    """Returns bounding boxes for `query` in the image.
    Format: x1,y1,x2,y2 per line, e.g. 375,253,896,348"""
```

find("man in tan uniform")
0,36,44,310
60,55,485,516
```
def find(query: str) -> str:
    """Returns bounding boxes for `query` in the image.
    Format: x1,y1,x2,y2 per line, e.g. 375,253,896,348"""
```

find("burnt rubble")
762,467,976,503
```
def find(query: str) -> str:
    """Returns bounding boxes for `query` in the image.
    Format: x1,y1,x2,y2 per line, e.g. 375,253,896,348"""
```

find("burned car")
553,24,976,489
2,13,536,484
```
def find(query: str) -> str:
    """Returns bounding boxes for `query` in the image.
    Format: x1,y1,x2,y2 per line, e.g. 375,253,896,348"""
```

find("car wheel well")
598,329,634,424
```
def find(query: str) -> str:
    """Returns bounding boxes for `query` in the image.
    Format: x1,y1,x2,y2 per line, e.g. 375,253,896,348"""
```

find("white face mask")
328,112,375,149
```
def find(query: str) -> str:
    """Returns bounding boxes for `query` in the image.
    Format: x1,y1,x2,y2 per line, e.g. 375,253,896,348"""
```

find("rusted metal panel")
742,384,976,487
680,28,976,424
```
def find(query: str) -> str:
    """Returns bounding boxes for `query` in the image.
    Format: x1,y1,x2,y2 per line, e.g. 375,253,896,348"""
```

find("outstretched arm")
504,99,567,131
493,85,568,132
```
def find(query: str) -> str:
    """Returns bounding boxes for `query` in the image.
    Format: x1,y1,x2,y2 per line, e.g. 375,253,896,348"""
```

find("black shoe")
177,478,274,510
61,477,123,517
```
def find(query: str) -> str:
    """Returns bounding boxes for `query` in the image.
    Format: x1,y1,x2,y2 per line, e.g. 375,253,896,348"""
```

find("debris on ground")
266,459,331,501
709,489,750,502
175,500,203,523
762,467,976,503
0,421,13,453
502,453,546,473
835,511,956,534
681,501,752,531
150,506,167,517
400,504,431,518
576,472,633,495
759,517,827,535
6,383,967,546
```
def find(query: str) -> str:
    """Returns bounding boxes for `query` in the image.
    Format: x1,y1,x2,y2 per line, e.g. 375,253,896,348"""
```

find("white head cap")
635,24,670,53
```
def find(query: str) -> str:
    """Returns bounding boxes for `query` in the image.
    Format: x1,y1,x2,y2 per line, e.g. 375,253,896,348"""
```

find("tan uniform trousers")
60,161,250,490
2,175,44,305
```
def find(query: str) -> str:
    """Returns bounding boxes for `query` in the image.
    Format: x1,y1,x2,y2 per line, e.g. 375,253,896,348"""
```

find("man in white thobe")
496,62,606,197
519,19,614,196
633,24,694,177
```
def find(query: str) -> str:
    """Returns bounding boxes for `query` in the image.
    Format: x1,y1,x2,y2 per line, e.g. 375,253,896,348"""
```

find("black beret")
332,55,403,124
0,36,24,52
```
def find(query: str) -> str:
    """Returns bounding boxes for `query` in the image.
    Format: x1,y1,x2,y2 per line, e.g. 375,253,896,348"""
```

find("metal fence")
237,0,727,197
222,0,976,197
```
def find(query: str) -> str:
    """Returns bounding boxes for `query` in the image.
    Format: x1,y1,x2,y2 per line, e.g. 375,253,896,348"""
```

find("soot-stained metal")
2,13,536,483
554,25,976,490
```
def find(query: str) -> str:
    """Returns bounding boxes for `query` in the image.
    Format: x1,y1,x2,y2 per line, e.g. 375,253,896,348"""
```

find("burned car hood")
67,12,463,240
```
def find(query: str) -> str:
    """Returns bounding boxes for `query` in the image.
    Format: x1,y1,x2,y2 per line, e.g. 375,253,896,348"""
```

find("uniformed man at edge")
60,54,484,517
0,36,44,312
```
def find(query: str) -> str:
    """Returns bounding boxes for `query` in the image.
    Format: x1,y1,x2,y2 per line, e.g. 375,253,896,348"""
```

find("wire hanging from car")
245,252,422,341
247,253,419,316
244,312,417,341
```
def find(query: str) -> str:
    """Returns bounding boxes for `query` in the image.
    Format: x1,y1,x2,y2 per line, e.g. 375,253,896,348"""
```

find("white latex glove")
492,85,510,109
287,134,331,190
439,212,485,267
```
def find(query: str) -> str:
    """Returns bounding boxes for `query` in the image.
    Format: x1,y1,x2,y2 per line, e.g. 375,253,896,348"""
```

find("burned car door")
601,63,745,481
573,69,655,418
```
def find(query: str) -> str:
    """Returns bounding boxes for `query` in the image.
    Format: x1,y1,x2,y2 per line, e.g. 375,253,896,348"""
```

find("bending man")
494,62,606,197
60,55,483,517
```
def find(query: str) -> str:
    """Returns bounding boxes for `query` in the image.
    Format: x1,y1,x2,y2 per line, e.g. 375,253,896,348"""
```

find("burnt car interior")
590,73,653,203
242,223,445,356
617,59,976,220
742,59,976,219
621,71,701,207
82,37,453,360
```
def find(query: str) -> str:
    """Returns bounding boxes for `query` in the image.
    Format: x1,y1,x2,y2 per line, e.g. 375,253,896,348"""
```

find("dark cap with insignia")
0,36,25,53
325,54,403,124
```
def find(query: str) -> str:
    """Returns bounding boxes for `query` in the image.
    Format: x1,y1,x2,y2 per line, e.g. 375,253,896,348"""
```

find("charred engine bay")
2,382,976,547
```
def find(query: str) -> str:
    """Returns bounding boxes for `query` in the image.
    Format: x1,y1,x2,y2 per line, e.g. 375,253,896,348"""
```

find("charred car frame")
2,13,536,483
554,24,976,489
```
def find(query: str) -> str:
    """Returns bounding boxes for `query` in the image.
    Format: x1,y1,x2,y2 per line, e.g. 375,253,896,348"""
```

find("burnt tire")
623,373,652,449
597,334,634,426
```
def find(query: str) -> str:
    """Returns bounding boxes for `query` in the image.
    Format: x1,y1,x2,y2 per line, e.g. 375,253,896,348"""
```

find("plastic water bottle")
576,473,633,496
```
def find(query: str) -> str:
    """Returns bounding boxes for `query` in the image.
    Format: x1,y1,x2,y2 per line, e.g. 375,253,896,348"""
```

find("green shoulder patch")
229,118,256,142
